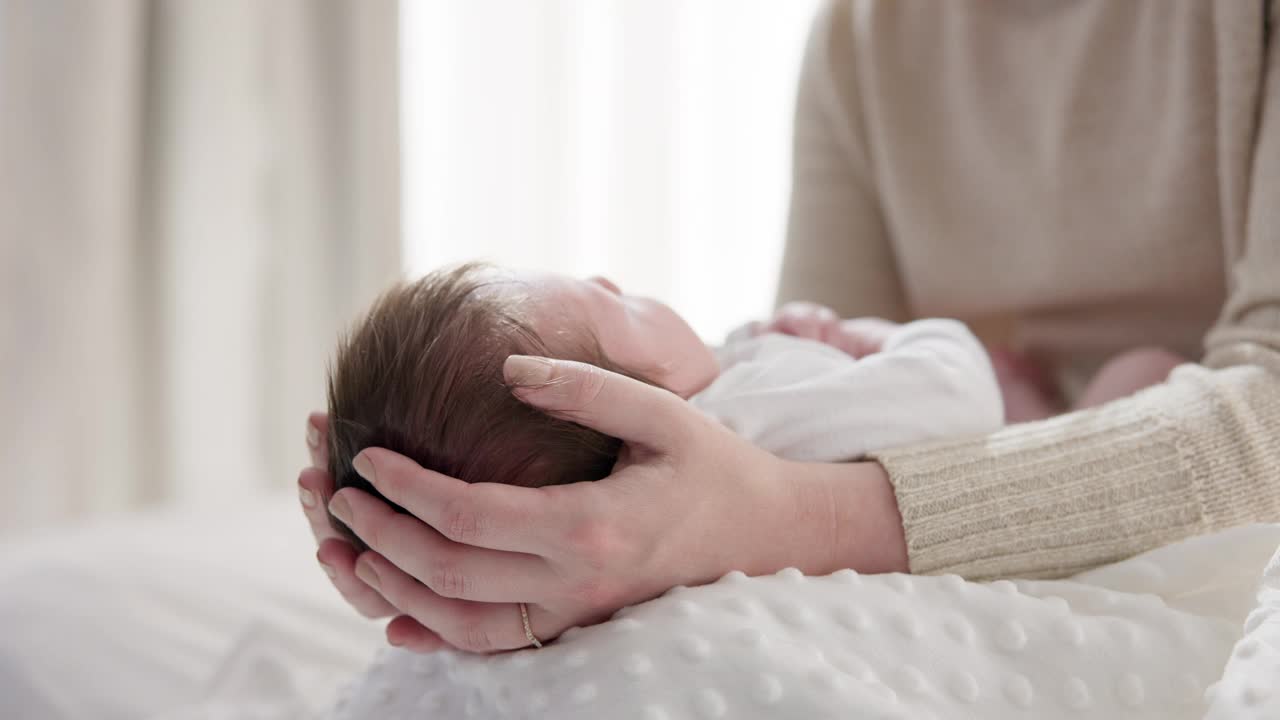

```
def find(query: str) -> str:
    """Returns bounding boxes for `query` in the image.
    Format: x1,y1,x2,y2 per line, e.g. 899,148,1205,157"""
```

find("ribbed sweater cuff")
868,363,1280,580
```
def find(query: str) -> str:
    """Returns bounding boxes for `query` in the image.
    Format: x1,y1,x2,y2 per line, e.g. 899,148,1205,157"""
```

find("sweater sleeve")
868,5,1280,580
775,0,908,321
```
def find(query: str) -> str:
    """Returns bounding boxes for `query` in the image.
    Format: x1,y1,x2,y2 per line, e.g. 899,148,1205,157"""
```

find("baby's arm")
696,319,1003,462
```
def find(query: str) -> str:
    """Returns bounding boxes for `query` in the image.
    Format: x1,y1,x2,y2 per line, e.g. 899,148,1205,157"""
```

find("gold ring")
519,602,543,648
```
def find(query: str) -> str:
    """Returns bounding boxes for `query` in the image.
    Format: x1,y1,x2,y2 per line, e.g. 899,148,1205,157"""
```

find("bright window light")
400,0,821,342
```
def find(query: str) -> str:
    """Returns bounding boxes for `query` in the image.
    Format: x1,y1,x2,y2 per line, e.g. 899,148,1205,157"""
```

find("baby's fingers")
830,317,899,358
763,301,839,341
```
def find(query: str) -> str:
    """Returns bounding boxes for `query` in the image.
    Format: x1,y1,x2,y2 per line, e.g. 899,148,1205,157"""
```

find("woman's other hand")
325,357,906,652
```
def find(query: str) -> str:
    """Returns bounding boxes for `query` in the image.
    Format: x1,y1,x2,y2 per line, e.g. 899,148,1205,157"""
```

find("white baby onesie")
689,318,1005,461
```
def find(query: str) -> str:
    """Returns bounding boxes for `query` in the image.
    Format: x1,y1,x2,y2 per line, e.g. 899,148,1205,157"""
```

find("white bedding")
0,492,383,720
324,525,1280,720
2,494,1278,720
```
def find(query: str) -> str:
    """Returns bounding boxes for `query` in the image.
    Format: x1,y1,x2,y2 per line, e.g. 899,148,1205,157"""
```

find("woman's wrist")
774,458,908,576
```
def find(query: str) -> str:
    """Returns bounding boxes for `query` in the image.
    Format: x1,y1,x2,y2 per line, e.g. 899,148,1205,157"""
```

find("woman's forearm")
777,459,909,576
869,362,1280,580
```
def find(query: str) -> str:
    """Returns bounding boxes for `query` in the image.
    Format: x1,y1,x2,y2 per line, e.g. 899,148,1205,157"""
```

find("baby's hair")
326,263,646,549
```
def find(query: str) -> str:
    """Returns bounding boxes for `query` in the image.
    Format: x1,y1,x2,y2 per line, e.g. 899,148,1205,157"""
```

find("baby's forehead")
487,272,596,347
473,267,553,295
481,271,581,305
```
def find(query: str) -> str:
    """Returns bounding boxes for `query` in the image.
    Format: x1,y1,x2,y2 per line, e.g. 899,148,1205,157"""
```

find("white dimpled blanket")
169,525,1280,720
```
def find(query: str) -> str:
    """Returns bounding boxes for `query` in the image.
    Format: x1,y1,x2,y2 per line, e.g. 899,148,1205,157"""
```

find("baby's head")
326,263,717,545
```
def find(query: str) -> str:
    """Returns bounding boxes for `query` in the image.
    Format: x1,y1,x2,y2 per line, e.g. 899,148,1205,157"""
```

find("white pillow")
332,563,1243,720
0,494,382,720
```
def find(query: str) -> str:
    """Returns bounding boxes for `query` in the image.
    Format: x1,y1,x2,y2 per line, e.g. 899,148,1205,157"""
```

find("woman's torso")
844,0,1250,392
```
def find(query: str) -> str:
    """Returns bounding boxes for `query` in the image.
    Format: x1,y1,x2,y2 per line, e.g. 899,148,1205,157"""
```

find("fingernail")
329,493,353,524
319,561,337,579
355,558,381,590
306,421,320,449
353,452,375,483
504,355,555,387
299,485,317,509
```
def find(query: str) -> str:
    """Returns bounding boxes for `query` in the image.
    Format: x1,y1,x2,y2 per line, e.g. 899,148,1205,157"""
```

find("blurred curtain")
0,0,400,533
400,0,820,342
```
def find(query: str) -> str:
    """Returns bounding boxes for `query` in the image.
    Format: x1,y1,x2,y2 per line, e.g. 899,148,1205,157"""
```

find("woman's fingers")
356,551,548,653
330,486,558,602
299,466,341,543
300,414,397,619
300,465,395,612
385,615,448,653
503,355,688,451
347,448,575,554
306,412,330,469
315,538,397,619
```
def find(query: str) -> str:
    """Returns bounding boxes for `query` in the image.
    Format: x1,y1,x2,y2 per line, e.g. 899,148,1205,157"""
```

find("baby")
326,264,1181,544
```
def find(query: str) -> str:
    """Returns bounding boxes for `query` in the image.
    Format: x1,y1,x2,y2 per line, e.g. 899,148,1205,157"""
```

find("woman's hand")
305,357,906,652
325,356,807,652
299,413,448,649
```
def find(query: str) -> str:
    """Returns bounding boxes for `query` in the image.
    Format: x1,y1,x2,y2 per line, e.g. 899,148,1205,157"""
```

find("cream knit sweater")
778,0,1280,579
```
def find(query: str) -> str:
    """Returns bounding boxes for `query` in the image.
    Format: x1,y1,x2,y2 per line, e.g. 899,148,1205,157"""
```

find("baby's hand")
831,317,899,358
759,302,899,358
759,301,841,343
